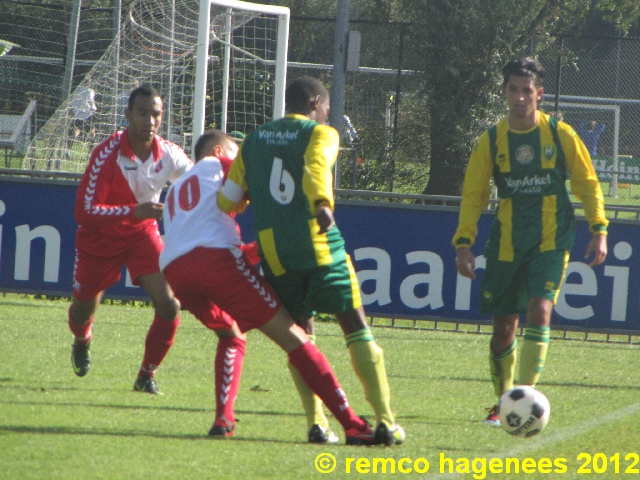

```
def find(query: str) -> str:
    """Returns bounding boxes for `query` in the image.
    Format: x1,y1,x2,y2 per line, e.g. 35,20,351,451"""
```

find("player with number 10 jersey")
160,145,382,444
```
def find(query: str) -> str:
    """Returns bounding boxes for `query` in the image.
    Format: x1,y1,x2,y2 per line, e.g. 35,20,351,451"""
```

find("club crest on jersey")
543,143,556,160
154,159,163,173
481,290,493,304
515,144,534,164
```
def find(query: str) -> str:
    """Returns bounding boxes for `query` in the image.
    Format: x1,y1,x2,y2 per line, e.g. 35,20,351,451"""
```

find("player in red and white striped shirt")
68,84,193,394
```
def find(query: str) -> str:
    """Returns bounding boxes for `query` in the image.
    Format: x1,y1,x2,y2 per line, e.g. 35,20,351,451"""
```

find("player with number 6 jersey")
218,76,404,446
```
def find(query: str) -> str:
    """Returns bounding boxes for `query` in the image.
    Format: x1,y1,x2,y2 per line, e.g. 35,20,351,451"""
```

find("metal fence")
2,1,640,198
538,35,640,198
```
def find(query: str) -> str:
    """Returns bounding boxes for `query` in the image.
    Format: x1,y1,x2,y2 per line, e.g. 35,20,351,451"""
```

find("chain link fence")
0,0,115,167
538,35,640,199
2,1,640,201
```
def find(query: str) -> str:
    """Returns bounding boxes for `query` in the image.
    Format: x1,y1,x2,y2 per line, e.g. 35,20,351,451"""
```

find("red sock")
288,341,365,431
138,314,180,378
215,337,246,422
68,306,92,343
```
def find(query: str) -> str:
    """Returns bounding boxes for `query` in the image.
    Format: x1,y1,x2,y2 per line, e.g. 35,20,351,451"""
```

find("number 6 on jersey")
269,157,295,205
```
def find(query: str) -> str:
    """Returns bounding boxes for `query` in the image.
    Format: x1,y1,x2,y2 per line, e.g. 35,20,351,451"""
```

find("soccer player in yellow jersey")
452,58,608,425
219,76,404,445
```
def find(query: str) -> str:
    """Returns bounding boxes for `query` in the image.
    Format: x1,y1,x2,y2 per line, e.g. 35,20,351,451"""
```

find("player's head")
501,57,545,88
501,57,544,121
194,129,239,163
285,76,330,124
125,84,164,143
128,84,162,111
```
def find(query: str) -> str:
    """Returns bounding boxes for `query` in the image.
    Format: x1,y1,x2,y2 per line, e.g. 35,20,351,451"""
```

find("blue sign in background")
1,177,638,332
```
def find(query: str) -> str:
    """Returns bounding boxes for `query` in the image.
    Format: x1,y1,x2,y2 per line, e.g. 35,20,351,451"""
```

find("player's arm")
561,124,608,266
74,149,138,227
302,124,339,215
161,183,175,232
451,131,494,250
166,144,194,183
455,246,476,279
561,124,609,236
218,149,249,214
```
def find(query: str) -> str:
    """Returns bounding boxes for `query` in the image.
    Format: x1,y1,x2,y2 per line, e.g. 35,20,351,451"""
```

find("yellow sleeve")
217,148,249,214
451,131,494,248
559,122,609,234
302,124,340,215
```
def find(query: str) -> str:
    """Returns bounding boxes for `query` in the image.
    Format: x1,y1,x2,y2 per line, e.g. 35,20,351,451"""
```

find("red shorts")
163,247,281,333
73,230,164,301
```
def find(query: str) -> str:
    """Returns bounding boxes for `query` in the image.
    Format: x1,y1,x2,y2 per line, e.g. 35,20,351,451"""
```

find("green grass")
1,294,640,479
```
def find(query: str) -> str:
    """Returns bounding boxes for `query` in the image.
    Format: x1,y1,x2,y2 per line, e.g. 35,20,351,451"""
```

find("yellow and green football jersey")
453,112,608,262
219,114,346,275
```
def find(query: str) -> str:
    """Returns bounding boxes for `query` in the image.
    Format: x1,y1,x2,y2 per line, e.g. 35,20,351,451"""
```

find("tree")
396,0,640,195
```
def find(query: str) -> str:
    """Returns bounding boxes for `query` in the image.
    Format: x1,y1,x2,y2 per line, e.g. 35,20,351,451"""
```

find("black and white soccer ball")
498,386,550,437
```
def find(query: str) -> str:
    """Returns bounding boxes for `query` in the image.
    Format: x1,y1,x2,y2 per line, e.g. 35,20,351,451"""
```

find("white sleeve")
168,145,194,182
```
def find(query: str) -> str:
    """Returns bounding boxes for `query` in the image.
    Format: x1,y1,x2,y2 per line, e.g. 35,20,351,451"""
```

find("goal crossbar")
193,0,290,149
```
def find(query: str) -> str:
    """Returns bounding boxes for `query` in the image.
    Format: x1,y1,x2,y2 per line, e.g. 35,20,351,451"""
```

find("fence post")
61,0,83,103
330,0,350,189
554,36,563,116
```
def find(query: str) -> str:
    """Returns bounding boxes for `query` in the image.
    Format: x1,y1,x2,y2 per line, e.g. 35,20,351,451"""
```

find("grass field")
1,294,639,479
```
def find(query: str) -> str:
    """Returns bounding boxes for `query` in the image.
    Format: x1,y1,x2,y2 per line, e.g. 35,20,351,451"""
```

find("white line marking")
425,401,640,479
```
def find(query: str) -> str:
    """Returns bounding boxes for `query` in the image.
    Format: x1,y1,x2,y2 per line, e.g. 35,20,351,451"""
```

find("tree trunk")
422,103,472,196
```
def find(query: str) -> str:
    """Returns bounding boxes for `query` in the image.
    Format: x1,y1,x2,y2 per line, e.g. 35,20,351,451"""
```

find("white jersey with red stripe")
74,129,193,254
159,157,242,271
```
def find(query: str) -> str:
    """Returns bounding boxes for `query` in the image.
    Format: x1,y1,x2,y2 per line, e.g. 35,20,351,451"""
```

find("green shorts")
479,248,569,315
265,254,362,319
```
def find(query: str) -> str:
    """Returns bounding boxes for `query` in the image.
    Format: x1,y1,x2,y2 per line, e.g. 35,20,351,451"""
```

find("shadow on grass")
0,397,313,418
440,375,640,391
0,424,309,444
0,300,67,309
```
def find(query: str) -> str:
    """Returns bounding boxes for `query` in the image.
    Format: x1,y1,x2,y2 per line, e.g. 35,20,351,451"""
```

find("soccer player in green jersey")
218,76,404,445
452,57,609,425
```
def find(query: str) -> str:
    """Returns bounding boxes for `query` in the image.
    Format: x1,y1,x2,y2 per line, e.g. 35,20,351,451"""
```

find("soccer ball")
498,386,550,437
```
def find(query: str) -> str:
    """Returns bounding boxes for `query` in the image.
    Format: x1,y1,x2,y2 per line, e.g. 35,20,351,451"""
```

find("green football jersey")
232,114,346,275
452,112,608,262
489,115,575,258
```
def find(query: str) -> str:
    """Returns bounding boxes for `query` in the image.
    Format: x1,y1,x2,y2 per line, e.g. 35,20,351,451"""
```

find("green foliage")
391,0,640,196
1,294,640,479
595,1,640,32
5,0,640,195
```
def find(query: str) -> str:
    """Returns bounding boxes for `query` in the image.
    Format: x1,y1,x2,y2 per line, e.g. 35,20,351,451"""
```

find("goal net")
542,98,623,195
23,0,289,173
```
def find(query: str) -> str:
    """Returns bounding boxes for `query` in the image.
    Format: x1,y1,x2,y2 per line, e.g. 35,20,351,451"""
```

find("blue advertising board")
1,177,639,333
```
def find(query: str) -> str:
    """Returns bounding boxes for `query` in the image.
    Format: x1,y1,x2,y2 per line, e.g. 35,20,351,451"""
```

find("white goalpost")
23,0,290,172
192,0,289,150
542,97,622,196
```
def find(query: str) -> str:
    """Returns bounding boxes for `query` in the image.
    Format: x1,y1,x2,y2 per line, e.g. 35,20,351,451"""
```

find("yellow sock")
519,326,550,386
346,327,394,426
287,335,328,430
489,341,517,398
